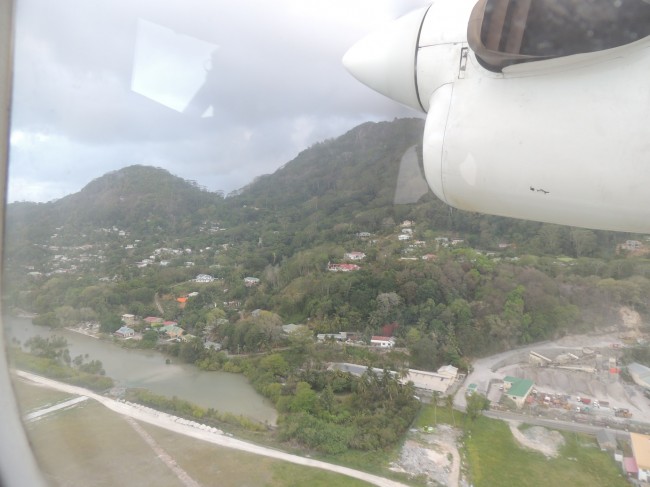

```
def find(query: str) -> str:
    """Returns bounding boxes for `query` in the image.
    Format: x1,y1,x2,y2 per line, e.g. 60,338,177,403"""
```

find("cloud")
9,0,428,202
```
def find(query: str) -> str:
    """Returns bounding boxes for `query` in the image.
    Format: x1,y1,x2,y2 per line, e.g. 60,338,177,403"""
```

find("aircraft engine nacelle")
343,0,650,233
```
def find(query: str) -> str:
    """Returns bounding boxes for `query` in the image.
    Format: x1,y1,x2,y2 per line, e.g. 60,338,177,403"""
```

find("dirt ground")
456,307,650,426
507,421,565,458
390,424,465,487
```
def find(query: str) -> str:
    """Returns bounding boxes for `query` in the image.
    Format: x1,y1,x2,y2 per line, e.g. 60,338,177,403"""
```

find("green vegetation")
5,118,650,484
622,345,650,367
12,378,75,412
139,419,376,487
9,336,113,391
7,119,649,375
23,387,374,487
464,417,628,487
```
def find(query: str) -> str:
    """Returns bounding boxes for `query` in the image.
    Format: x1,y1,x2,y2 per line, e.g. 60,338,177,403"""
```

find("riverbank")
15,370,409,487
64,323,101,339
5,315,278,424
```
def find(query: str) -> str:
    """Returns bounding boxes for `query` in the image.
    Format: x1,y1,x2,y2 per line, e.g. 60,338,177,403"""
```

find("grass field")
16,380,375,486
141,421,373,487
413,402,628,487
464,417,628,487
12,377,75,412
414,402,462,429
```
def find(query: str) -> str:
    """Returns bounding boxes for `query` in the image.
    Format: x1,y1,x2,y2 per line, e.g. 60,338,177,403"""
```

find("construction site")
459,318,650,434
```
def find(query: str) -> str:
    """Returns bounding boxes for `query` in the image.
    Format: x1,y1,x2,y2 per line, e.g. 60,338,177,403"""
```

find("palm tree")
444,393,456,427
398,364,410,383
432,391,440,424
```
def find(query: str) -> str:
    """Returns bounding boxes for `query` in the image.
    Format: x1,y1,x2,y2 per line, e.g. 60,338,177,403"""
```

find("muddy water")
4,316,277,424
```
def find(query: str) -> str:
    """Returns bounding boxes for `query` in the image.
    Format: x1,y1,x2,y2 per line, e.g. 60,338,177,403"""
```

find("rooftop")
631,433,650,470
504,376,534,398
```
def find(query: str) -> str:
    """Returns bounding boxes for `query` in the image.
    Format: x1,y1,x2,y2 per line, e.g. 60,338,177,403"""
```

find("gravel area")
391,424,463,487
508,422,565,458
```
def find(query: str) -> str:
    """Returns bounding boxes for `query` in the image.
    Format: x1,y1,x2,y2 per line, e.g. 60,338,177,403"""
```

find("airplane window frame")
0,0,47,485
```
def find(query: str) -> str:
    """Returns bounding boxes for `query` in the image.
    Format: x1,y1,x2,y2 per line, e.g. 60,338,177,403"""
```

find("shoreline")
64,326,101,339
15,370,409,487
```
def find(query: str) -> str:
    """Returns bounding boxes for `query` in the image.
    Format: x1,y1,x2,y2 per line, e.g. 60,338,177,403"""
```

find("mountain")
6,118,432,244
5,117,624,260
5,117,645,364
215,118,432,237
6,165,223,243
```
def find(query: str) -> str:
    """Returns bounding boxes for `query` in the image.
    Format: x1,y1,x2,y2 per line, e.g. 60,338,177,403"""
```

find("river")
3,316,277,424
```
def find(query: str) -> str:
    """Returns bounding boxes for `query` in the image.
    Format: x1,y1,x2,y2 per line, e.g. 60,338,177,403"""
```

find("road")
16,370,409,487
485,410,631,441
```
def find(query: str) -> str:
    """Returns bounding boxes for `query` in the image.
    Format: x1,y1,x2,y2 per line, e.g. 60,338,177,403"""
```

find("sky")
8,0,430,203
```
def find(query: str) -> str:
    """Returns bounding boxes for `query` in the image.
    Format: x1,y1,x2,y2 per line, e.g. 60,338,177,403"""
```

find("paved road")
16,370,409,487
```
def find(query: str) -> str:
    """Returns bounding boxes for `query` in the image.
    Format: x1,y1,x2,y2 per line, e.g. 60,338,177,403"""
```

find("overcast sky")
8,0,430,202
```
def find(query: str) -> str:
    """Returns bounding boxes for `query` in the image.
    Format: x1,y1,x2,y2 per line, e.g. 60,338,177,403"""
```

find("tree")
432,391,440,424
370,292,402,326
466,393,490,422
290,382,318,414
260,353,289,377
570,228,597,258
179,337,204,364
99,313,122,334
444,394,456,426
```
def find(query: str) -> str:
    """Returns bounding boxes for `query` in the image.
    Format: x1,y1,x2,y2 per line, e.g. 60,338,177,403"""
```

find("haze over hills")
4,115,650,395
7,118,650,484
6,116,631,267
7,118,432,244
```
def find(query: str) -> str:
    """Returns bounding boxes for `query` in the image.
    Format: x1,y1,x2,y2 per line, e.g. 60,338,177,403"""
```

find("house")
317,332,347,342
204,341,222,351
244,276,260,287
398,234,411,241
282,323,306,334
115,326,135,338
144,316,163,326
623,239,642,250
195,274,214,283
370,336,395,348
631,433,650,482
502,376,534,408
624,457,639,479
121,314,137,325
344,252,366,261
404,365,459,394
161,324,184,339
327,263,360,272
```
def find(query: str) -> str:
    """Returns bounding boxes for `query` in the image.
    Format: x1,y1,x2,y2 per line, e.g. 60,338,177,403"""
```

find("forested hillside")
5,118,650,372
